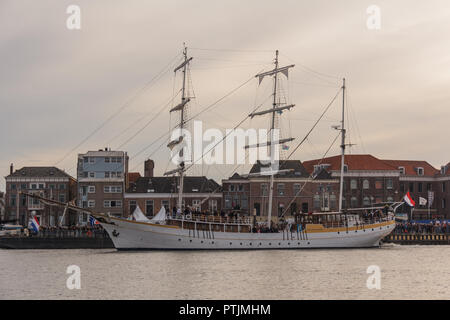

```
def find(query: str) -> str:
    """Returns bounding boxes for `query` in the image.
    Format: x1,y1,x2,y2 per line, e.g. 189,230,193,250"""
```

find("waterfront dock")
384,233,450,245
0,229,114,249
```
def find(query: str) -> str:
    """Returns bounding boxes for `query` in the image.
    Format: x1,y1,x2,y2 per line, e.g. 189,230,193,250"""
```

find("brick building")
0,191,5,221
222,160,340,223
4,165,77,226
382,159,439,219
124,176,222,217
304,155,401,209
77,149,129,221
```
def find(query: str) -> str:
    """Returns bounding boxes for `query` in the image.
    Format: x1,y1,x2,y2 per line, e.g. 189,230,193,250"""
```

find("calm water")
1,245,449,300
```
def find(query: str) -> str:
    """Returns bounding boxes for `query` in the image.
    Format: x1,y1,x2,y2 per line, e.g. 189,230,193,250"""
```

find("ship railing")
168,214,252,226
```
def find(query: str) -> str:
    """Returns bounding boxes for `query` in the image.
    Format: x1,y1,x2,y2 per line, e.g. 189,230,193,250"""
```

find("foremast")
165,44,193,212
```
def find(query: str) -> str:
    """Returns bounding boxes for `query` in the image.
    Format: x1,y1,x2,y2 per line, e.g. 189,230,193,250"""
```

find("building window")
105,172,110,178
399,167,405,175
89,172,95,178
84,157,88,163
88,186,95,193
192,199,201,211
162,200,169,211
238,185,244,192
442,182,446,193
104,186,122,193
146,200,154,216
241,195,248,209
409,183,414,192
88,200,95,208
229,185,235,192
350,179,357,190
59,194,66,203
38,184,44,189
293,184,301,195
418,183,423,193
10,194,16,206
49,184,55,190
417,167,424,176
363,196,370,206
209,199,218,212
400,183,405,193
386,179,393,190
129,200,137,213
89,157,95,164
313,195,320,209
363,180,369,189
261,183,268,196
330,195,337,209
233,195,240,209
387,197,394,203
351,197,358,208
104,200,122,208
277,183,285,196
442,199,446,209
225,195,232,209
375,181,383,189
427,183,432,191
105,157,110,163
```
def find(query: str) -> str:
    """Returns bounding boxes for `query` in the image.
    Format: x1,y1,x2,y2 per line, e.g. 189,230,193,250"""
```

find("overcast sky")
2,0,450,191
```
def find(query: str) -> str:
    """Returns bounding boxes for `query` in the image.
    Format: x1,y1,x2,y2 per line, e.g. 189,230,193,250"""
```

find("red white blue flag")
404,192,415,207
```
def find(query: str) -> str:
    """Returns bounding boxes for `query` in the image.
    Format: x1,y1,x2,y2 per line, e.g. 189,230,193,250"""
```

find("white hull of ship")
100,217,395,250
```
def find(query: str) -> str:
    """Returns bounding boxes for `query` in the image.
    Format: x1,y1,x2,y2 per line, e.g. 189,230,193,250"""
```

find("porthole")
249,243,252,246
259,242,262,245
298,242,300,245
269,243,271,245
337,232,340,234
212,241,214,244
201,241,203,243
178,239,181,241
278,243,281,245
372,229,374,231
240,243,242,245
230,242,232,245
307,242,310,245
288,243,290,245
355,230,357,233
190,240,192,242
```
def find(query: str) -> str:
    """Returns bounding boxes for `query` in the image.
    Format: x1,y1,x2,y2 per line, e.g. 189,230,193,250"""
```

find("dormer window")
441,166,447,175
417,167,424,176
399,167,405,175
343,164,348,173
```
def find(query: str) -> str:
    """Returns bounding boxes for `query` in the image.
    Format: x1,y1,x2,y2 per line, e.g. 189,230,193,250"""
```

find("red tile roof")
382,160,438,177
127,172,141,183
303,154,397,173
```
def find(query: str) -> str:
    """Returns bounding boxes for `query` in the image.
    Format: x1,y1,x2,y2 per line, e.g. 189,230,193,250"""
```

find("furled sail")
132,206,151,222
149,207,166,224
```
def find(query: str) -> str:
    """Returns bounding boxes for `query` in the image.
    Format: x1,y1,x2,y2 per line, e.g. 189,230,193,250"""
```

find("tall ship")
25,46,397,249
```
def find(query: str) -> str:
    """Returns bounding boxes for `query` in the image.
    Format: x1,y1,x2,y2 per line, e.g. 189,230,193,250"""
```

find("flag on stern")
89,215,100,227
404,192,416,207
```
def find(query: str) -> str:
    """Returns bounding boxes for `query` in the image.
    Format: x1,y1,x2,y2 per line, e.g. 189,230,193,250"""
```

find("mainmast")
338,78,346,213
248,50,295,229
165,44,193,212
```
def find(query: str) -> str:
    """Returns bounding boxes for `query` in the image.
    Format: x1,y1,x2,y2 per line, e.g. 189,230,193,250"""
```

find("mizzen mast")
338,78,346,213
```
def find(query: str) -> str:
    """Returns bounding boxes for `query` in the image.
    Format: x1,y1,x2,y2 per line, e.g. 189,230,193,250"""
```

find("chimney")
10,163,13,175
144,159,154,177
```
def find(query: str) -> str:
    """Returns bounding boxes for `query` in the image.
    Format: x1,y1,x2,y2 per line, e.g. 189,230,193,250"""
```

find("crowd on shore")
394,221,450,234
